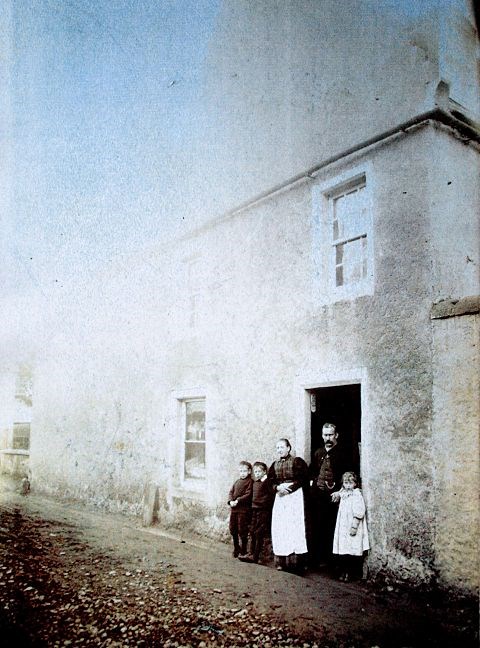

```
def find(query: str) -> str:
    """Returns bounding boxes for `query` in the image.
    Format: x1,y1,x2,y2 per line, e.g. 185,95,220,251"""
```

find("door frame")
294,367,368,470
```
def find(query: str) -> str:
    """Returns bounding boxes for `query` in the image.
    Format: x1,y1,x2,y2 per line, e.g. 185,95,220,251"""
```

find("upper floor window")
15,366,33,406
313,168,374,301
331,182,368,288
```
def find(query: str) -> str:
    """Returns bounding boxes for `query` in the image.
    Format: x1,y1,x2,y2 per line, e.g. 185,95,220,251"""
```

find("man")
309,422,347,568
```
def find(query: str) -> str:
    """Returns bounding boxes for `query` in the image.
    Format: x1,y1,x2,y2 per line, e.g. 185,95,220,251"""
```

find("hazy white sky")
7,0,220,295
4,0,471,303
1,0,474,368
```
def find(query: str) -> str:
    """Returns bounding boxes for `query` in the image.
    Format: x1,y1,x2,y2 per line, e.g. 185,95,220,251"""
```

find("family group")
227,423,369,581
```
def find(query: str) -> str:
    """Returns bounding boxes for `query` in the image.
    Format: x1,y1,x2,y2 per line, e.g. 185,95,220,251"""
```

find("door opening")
309,384,361,481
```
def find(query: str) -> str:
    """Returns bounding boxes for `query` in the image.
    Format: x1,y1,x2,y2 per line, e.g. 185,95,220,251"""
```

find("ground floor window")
12,422,30,451
183,399,206,480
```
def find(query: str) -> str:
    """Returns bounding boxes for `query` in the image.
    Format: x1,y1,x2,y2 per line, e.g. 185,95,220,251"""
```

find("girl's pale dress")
332,488,370,556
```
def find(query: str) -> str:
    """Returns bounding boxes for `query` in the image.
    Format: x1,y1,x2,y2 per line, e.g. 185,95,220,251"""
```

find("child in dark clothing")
239,462,273,564
228,461,253,557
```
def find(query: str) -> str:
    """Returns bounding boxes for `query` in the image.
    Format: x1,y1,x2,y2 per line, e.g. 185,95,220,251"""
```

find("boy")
239,461,273,564
228,461,253,557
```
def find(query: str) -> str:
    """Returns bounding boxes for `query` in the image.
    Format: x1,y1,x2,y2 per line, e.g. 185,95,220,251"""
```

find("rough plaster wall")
363,134,435,582
31,127,478,591
428,127,480,595
432,314,479,594
308,131,436,586
169,128,470,591
31,269,170,514
428,128,480,299
157,129,440,585
36,134,433,577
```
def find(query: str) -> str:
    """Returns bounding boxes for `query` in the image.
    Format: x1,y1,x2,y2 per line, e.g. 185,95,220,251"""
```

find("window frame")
12,421,31,451
181,398,206,483
312,164,374,302
330,179,368,290
170,389,208,494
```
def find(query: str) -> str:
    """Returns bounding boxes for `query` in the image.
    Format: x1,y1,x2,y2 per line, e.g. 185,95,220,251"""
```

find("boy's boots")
239,537,261,563
232,534,241,557
240,536,248,556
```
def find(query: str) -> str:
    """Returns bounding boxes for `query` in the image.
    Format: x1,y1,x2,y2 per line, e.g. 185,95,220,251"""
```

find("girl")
331,471,369,581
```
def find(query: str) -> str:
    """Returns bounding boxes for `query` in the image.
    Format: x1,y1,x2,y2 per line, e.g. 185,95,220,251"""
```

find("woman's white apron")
271,484,308,556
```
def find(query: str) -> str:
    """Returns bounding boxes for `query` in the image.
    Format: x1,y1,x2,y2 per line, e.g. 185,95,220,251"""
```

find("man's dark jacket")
310,444,347,494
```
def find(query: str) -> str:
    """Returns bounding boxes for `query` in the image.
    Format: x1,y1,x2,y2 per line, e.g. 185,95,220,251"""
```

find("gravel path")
0,481,477,648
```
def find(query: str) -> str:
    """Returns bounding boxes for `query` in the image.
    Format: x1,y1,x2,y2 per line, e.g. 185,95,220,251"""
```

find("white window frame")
182,398,206,482
312,163,374,302
170,389,207,494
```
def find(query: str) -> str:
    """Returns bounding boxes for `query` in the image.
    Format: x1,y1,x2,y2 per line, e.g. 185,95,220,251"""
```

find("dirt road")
0,480,477,647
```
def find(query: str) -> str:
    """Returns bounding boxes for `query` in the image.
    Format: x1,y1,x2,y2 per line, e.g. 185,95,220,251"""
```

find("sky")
4,0,461,300
6,0,221,297
1,0,474,364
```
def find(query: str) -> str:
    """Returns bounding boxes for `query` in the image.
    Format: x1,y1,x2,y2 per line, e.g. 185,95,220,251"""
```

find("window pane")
362,237,368,278
15,368,33,406
333,186,366,241
185,442,206,479
336,244,344,265
184,399,206,480
336,264,344,287
185,400,205,440
339,236,367,286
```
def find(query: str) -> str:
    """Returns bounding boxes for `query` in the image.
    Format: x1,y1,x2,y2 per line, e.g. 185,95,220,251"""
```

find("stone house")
0,364,32,477
22,1,480,596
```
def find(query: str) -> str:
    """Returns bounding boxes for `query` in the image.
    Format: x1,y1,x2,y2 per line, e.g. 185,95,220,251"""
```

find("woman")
268,438,309,573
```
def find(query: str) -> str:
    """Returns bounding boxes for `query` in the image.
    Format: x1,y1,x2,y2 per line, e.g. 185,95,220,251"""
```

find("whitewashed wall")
31,124,480,593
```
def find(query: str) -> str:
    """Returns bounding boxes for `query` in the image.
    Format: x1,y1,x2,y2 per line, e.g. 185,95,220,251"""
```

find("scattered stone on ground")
0,505,326,647
0,479,477,648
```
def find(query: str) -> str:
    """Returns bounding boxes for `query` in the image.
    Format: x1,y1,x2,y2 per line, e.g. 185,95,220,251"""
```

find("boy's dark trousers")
248,509,271,562
229,509,251,556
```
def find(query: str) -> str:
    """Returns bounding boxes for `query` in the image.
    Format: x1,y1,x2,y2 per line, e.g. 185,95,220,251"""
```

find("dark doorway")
310,384,361,480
